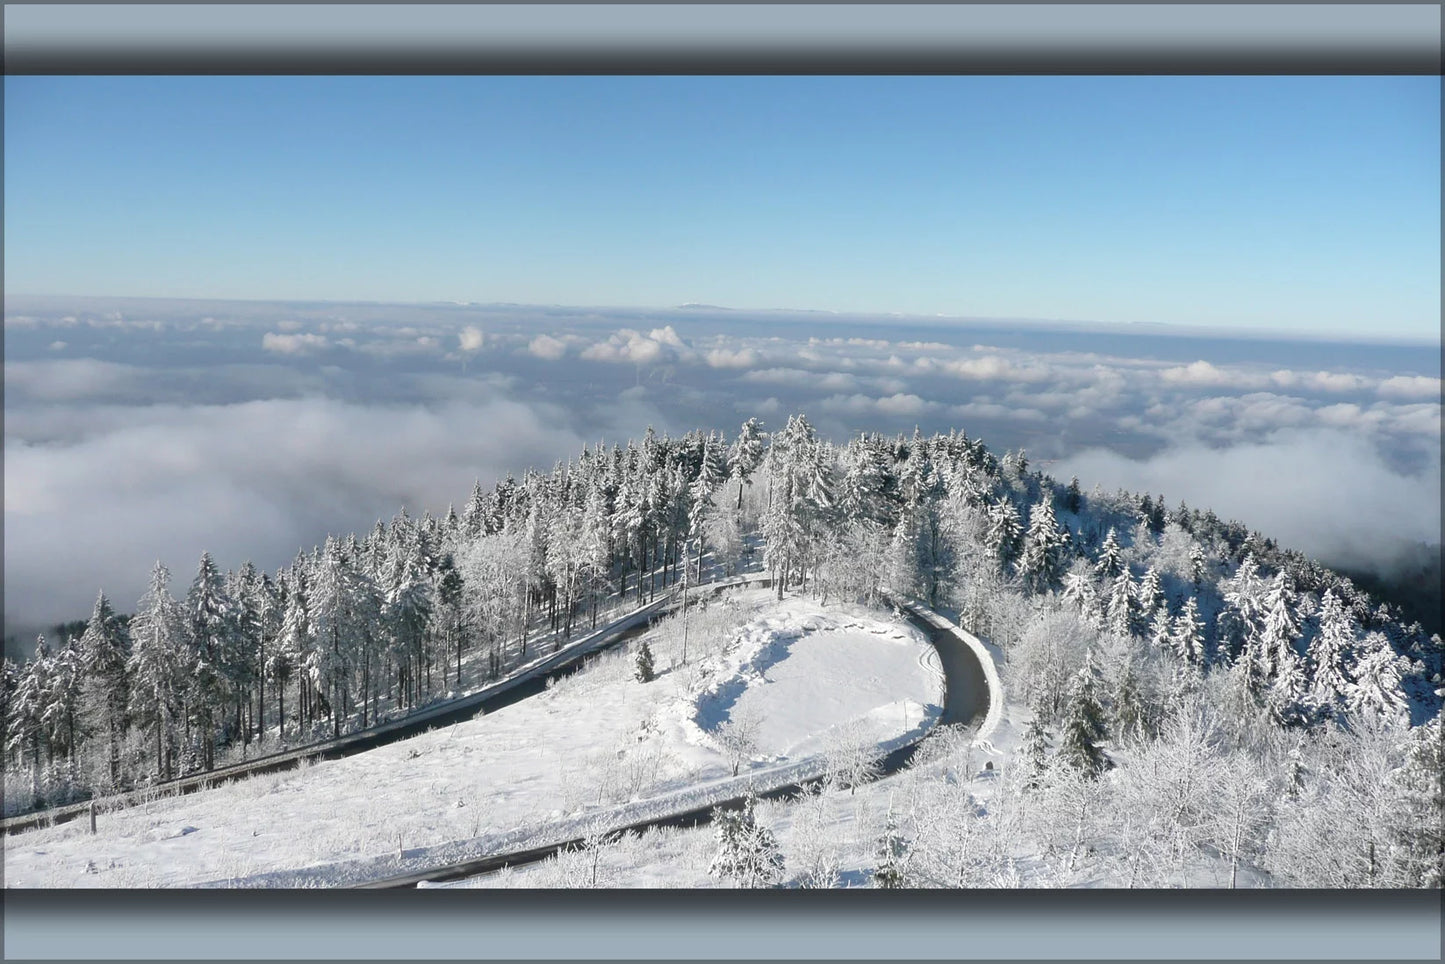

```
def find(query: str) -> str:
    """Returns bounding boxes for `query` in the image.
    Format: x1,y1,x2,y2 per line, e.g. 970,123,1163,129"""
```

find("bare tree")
822,717,882,795
714,703,762,778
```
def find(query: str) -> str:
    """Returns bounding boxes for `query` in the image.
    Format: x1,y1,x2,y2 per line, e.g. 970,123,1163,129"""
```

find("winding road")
343,592,1000,890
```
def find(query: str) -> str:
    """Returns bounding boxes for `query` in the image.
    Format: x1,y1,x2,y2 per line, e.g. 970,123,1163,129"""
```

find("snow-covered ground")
3,587,942,888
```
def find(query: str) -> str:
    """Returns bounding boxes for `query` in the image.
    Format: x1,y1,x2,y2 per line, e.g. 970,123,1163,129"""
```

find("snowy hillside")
5,412,1440,890
2,588,941,887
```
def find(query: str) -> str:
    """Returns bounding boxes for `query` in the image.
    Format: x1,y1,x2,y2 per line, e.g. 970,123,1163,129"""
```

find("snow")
3,587,942,888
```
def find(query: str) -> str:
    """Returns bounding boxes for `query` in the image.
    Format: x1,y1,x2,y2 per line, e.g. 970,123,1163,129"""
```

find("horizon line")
6,291,1439,348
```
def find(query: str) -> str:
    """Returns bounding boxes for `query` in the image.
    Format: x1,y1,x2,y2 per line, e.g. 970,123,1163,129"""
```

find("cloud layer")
5,295,1439,639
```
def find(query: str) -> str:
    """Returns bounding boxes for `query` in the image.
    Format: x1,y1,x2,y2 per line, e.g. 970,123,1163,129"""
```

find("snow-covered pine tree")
1019,496,1070,595
727,417,767,513
1020,712,1051,790
985,498,1023,575
1346,632,1410,725
6,641,51,797
686,459,717,584
1267,644,1310,726
1094,527,1124,581
186,552,237,770
1105,568,1137,639
1064,476,1083,514
1112,654,1147,740
840,436,898,531
384,540,431,714
1057,656,1108,777
1220,554,1267,667
571,481,608,630
1136,565,1166,626
127,562,187,780
40,639,83,784
78,591,130,789
1170,597,1207,666
1258,573,1297,676
1147,606,1173,654
1308,588,1357,716
634,639,656,684
708,792,783,888
271,566,311,739
872,807,910,888
1189,543,1209,593
1061,565,1099,625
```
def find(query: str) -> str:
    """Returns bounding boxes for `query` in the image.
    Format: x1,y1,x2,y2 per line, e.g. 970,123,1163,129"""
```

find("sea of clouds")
4,295,1439,648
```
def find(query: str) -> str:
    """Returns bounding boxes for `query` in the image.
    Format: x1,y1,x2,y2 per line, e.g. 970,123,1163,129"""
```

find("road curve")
346,593,1001,890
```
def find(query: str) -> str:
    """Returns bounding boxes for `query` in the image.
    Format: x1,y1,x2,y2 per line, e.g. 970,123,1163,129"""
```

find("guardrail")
3,572,772,836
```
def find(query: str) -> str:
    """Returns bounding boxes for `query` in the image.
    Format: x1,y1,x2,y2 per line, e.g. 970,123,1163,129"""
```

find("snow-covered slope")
3,587,941,888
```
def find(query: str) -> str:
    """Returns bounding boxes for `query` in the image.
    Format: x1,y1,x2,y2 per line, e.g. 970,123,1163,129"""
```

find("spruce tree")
872,808,910,888
41,639,84,782
1170,598,1207,666
1106,568,1137,639
1061,568,1099,625
78,591,130,789
186,551,238,769
1064,476,1082,514
1057,657,1107,778
127,562,186,780
985,499,1023,574
634,639,656,683
727,417,767,512
1019,497,1069,594
1309,589,1356,715
708,792,783,888
1136,566,1166,625
1257,572,1300,690
7,644,51,797
1113,655,1146,739
1094,527,1124,581
1020,712,1051,790
1347,632,1410,725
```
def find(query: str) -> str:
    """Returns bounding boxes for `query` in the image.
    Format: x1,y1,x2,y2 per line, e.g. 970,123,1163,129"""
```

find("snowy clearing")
3,587,941,888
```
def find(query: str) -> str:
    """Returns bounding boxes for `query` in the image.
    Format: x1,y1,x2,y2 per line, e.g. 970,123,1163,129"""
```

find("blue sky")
5,76,1440,339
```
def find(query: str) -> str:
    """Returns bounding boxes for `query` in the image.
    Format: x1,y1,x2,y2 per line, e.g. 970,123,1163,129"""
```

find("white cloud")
48,341,67,351
458,326,485,352
3,394,586,631
705,347,759,369
1054,427,1441,574
948,401,1048,422
1159,360,1267,390
648,325,687,349
819,392,938,417
4,359,146,402
1377,374,1441,400
1269,369,1370,393
261,332,329,355
581,326,694,365
941,355,1052,383
528,334,568,360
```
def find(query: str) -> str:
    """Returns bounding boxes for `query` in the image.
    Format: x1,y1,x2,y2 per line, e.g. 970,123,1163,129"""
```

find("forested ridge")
5,414,1441,886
